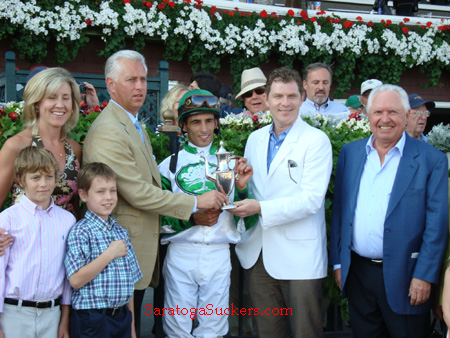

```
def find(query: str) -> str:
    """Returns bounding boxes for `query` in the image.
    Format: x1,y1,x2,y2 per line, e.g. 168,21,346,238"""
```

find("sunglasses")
181,95,221,111
242,87,266,99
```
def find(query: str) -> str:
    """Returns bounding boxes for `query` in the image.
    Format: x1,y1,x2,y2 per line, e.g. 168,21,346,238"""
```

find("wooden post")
5,51,17,102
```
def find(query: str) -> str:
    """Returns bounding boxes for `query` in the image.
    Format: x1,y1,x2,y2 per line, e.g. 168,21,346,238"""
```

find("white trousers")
163,242,231,338
0,303,60,338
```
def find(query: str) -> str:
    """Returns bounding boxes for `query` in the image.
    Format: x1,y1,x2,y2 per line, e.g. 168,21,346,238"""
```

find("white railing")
204,0,450,25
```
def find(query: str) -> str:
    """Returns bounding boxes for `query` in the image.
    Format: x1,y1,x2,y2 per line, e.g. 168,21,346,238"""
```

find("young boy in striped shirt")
64,162,142,338
0,146,76,338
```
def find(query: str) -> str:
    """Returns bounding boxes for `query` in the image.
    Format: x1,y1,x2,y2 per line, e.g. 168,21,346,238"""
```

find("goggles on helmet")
180,95,221,112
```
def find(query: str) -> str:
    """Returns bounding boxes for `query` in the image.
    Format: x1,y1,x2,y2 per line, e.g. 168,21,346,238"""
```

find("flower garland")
1,0,450,96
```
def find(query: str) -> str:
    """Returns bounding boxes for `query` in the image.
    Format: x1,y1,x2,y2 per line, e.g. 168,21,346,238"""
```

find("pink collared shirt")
0,195,76,312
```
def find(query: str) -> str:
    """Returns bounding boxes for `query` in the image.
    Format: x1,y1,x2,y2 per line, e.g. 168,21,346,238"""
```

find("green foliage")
147,130,171,164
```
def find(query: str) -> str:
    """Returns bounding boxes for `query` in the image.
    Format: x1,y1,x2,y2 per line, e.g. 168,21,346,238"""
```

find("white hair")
367,84,410,113
105,50,148,81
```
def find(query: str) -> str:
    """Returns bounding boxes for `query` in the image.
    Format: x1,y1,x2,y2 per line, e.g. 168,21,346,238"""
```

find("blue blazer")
330,134,449,315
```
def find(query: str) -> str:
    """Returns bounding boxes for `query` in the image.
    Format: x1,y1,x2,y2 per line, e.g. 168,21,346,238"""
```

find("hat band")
241,78,267,89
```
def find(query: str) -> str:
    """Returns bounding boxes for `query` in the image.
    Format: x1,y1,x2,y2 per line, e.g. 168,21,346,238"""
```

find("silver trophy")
201,141,240,210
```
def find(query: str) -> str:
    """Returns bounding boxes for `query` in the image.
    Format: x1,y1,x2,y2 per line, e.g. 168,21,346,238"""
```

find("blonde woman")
0,67,82,218
160,84,188,125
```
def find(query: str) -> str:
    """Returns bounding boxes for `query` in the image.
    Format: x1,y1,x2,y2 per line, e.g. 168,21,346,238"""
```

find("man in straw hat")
236,67,269,116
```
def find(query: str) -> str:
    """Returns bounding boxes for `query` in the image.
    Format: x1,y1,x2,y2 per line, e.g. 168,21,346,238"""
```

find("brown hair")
266,67,304,97
22,67,81,139
14,146,59,186
78,162,116,192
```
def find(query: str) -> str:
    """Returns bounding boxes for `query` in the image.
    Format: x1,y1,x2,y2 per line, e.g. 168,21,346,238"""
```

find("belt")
352,251,383,265
94,306,125,317
4,297,61,308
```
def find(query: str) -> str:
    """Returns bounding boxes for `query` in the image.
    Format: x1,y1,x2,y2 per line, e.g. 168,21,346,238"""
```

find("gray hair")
105,50,148,81
303,63,333,83
367,84,410,113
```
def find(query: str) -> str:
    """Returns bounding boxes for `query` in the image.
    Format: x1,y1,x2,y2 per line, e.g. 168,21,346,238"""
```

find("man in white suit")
231,67,333,337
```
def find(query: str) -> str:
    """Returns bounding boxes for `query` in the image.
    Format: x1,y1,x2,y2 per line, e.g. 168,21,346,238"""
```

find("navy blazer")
330,134,449,315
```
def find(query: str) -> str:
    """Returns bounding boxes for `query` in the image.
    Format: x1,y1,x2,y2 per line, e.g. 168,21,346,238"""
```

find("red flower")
229,11,234,16
270,12,277,18
386,19,392,25
348,112,361,121
223,9,228,14
333,18,341,24
402,27,409,34
356,16,362,21
403,17,410,22
260,10,268,18
85,18,92,26
240,12,245,16
123,0,130,4
421,25,426,29
287,9,294,17
144,1,152,9
234,7,239,10
300,9,308,19
93,105,101,113
368,21,374,27
168,1,175,8
343,20,353,28
158,2,165,9
310,17,317,22
296,21,301,24
183,0,191,2
247,12,251,16
426,21,432,28
252,115,258,122
8,112,19,121
319,10,326,15
210,5,216,15
80,101,87,109
399,22,404,26
101,101,108,109
381,19,385,23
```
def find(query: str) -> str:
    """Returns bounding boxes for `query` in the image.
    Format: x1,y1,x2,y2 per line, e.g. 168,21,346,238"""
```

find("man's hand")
0,228,13,256
228,199,261,218
193,209,222,227
197,191,228,210
334,268,342,291
106,240,128,260
234,157,253,191
409,278,431,306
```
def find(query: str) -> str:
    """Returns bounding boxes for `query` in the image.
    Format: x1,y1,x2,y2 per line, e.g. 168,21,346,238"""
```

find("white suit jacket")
236,117,332,280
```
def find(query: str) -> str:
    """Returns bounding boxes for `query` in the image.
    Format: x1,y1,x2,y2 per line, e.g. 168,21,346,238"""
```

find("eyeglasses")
242,87,266,99
411,110,430,117
181,95,221,111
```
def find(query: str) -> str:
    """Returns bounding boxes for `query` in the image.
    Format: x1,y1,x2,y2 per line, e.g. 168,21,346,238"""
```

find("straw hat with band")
235,67,267,99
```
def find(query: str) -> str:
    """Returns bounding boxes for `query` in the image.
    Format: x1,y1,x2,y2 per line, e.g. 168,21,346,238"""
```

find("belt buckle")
35,301,42,308
371,259,383,264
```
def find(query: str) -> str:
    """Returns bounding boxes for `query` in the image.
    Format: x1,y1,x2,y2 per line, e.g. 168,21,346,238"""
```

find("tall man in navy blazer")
230,67,333,337
330,84,449,337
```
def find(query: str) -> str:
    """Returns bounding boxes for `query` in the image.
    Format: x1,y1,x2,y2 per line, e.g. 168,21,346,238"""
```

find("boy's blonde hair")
22,67,81,139
78,162,116,192
14,146,59,186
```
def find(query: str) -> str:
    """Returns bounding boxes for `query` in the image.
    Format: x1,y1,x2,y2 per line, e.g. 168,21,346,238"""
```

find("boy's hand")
107,240,128,260
0,228,13,256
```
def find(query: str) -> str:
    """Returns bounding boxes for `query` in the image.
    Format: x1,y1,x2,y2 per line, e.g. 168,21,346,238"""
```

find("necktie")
134,121,145,143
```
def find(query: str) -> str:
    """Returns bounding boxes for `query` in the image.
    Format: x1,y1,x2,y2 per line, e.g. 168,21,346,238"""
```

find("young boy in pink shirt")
0,146,75,338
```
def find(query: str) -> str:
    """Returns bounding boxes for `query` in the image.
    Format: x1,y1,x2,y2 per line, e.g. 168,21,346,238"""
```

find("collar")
183,141,217,155
84,209,117,231
20,194,54,216
268,122,294,139
110,99,138,125
305,97,330,110
366,131,406,156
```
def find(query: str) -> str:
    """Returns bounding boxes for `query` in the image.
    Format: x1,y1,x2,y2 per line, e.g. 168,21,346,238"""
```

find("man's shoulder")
407,135,447,161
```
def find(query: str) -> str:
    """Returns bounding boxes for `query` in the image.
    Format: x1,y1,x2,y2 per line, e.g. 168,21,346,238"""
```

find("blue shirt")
64,210,142,310
267,123,293,173
351,132,406,259
299,98,350,116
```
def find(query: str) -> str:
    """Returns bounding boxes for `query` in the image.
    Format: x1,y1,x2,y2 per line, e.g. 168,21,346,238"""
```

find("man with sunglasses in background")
299,62,350,116
158,89,257,337
235,67,269,116
406,93,435,141
83,50,228,337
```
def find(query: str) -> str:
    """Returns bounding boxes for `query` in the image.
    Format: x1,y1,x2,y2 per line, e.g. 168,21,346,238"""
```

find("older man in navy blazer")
330,84,448,337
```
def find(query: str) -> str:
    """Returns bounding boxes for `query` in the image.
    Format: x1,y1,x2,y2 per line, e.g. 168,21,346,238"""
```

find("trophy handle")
227,155,241,170
200,155,217,183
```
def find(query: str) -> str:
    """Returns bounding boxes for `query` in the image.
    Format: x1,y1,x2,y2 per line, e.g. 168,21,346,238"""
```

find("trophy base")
221,204,237,210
